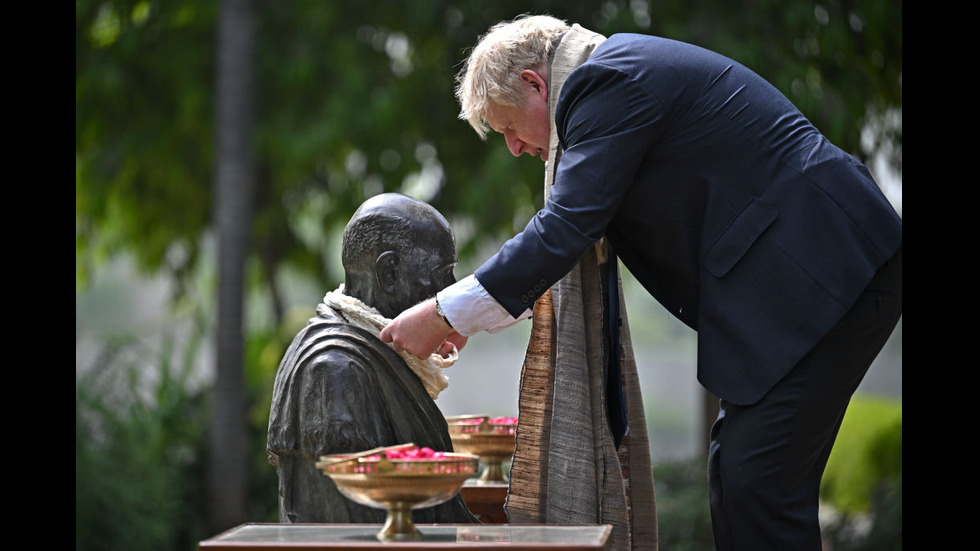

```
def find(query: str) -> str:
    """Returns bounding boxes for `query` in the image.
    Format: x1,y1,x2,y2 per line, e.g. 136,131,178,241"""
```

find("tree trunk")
208,0,256,535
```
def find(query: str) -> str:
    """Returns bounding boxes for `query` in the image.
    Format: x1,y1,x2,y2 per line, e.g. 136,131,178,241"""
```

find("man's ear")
375,251,399,294
520,68,547,99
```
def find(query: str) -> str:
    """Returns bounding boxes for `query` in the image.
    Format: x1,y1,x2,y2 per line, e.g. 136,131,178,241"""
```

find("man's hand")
380,298,467,359
441,331,468,358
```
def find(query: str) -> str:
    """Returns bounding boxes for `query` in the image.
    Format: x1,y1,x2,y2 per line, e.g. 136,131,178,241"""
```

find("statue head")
342,193,457,319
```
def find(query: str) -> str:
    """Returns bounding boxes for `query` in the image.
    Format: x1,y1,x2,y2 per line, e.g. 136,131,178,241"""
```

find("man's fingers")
437,340,457,359
381,323,425,357
446,332,468,353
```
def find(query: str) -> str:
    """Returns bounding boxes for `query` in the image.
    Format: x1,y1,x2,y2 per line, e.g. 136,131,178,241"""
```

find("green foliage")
855,477,902,551
821,476,902,551
820,394,903,550
77,0,902,316
76,332,209,551
76,0,217,291
654,459,716,551
821,394,902,514
75,307,283,549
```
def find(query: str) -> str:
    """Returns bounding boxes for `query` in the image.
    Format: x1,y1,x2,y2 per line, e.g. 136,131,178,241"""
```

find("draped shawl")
503,24,659,551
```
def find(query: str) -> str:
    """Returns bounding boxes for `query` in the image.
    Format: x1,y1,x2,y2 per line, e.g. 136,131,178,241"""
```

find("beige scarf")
317,286,456,400
504,25,658,551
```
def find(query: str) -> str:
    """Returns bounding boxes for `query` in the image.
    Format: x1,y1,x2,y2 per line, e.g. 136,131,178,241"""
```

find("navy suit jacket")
475,33,902,405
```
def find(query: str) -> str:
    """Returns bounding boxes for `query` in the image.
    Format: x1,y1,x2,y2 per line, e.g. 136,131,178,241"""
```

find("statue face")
394,228,457,312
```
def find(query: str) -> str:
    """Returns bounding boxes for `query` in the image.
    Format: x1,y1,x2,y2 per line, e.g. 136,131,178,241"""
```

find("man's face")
484,69,551,162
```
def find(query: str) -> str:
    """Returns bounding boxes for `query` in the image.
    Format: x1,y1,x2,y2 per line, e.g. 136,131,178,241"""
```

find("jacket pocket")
703,196,778,278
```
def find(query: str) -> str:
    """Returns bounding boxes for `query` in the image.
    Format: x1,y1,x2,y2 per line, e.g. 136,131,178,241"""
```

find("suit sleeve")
476,61,667,317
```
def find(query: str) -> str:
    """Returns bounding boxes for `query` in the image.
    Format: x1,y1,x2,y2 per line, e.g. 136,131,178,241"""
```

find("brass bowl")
317,448,479,541
447,415,517,484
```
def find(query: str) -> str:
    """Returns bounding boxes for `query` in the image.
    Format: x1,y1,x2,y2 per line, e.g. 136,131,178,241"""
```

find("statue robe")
266,306,479,524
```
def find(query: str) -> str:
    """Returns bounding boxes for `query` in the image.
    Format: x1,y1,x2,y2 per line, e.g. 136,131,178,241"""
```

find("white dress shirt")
436,274,533,336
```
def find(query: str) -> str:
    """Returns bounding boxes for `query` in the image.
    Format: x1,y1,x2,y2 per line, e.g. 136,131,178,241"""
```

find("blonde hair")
454,14,570,139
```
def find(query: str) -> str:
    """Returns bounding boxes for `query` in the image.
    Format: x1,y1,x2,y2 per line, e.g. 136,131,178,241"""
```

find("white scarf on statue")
316,285,455,399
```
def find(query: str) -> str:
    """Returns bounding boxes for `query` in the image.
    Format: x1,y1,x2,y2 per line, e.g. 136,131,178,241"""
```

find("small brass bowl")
447,415,517,484
317,448,479,541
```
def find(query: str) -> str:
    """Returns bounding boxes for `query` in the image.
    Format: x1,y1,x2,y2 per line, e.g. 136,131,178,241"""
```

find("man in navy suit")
381,15,901,550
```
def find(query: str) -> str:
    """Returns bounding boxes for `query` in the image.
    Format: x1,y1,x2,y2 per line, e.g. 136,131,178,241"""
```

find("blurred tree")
78,0,902,315
76,0,901,531
76,0,217,295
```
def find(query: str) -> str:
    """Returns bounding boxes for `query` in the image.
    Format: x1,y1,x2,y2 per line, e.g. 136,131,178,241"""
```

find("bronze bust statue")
266,193,479,524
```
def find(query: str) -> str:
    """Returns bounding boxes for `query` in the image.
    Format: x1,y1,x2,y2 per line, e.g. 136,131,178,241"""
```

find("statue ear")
375,251,399,294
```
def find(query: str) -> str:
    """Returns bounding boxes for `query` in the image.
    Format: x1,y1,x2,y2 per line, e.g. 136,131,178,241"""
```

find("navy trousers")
707,247,902,550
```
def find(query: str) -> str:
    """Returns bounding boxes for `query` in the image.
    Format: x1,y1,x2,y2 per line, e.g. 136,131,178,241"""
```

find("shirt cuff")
437,274,531,336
